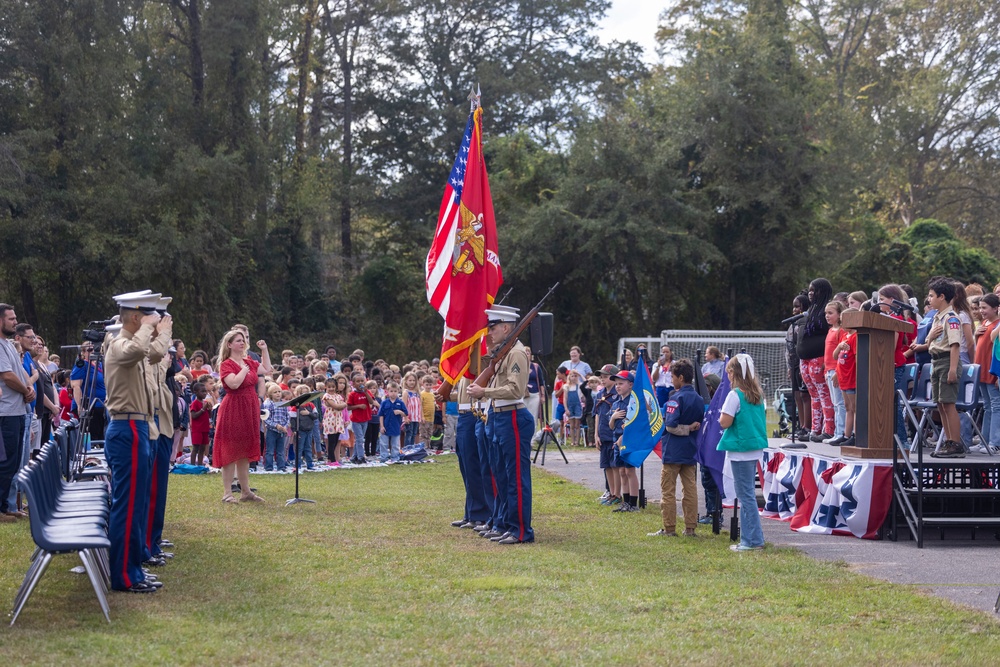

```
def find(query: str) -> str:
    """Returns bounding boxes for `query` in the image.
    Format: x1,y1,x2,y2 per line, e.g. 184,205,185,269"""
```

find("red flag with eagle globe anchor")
425,101,502,385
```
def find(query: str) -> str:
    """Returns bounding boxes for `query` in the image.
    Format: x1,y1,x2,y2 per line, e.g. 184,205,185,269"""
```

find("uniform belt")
110,412,148,421
492,403,525,413
459,409,473,414
930,351,950,360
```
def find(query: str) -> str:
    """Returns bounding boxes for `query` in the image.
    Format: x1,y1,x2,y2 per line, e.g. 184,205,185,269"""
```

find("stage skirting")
721,449,894,540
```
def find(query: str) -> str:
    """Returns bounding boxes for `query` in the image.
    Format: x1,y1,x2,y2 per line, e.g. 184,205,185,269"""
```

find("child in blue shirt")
377,381,407,463
648,359,703,538
262,383,290,471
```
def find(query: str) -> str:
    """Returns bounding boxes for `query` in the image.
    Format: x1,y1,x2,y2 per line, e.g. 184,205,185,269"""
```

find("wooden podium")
840,310,913,459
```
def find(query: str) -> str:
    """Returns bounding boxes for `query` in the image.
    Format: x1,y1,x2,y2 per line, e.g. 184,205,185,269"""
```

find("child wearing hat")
608,370,640,513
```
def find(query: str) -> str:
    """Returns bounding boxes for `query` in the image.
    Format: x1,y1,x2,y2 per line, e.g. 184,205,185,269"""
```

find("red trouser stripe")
491,473,497,497
511,411,524,541
147,453,157,550
123,421,139,588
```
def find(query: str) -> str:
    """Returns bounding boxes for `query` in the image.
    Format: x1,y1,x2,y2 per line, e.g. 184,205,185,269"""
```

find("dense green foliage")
1,0,998,363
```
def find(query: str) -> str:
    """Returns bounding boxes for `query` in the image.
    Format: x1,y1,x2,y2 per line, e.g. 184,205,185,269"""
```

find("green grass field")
1,459,998,666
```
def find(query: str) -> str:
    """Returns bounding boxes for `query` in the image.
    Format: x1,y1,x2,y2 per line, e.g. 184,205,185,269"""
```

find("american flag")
425,103,502,385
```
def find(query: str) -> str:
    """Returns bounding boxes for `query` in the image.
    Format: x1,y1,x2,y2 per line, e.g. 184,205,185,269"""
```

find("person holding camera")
71,341,108,443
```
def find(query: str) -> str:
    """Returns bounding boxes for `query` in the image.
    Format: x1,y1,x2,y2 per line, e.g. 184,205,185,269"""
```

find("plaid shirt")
263,399,290,432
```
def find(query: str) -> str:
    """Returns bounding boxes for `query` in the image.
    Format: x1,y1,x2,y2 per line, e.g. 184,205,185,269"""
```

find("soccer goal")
618,329,790,420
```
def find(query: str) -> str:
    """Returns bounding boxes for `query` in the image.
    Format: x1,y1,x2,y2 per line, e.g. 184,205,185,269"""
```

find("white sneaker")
598,491,610,502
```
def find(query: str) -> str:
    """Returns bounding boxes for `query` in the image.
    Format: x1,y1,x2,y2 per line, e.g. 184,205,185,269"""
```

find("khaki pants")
660,463,698,533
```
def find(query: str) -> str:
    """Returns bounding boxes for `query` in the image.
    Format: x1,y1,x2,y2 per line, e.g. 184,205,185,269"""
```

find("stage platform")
754,437,1000,542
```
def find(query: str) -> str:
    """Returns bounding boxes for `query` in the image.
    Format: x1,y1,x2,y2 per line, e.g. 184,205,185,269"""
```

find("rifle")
471,282,559,390
434,283,558,402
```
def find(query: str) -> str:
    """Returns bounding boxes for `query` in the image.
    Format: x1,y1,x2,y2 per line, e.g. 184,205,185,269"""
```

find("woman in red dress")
214,329,267,503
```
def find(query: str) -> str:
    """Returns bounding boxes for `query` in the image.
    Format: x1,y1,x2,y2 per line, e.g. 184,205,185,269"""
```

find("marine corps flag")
426,94,502,385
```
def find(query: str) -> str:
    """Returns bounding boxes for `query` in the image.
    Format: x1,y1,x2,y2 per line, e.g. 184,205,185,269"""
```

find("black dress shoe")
451,519,469,527
472,523,490,532
121,581,158,594
459,520,478,529
497,535,533,545
158,540,174,548
159,552,174,559
144,579,164,589
490,532,511,542
482,530,503,538
144,573,159,582
809,432,826,443
144,557,167,568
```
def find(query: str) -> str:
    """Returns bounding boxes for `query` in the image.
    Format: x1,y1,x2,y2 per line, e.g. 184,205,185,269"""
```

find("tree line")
1,0,997,365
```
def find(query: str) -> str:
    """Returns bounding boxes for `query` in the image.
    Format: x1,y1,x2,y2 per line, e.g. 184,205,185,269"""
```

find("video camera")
80,319,115,346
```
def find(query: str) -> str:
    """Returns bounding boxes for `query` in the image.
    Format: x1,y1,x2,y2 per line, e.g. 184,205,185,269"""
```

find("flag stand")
278,391,325,507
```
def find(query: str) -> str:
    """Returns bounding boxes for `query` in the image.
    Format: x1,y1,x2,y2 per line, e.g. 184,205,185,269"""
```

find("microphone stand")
278,390,325,506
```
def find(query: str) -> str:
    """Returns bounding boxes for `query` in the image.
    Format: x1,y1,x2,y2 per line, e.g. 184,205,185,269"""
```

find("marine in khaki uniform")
449,377,491,530
141,295,175,566
103,291,167,593
468,306,535,544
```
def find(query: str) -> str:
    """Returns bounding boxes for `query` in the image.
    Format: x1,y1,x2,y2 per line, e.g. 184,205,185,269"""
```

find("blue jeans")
980,382,1000,449
351,422,367,461
264,429,287,470
404,421,419,448
730,458,765,548
825,370,845,438
379,433,400,462
295,430,315,468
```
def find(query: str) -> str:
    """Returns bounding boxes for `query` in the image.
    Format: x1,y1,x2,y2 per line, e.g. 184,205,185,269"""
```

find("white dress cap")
114,292,162,312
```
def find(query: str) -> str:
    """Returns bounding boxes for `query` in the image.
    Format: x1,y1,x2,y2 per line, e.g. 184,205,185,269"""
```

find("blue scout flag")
696,364,730,498
619,355,664,467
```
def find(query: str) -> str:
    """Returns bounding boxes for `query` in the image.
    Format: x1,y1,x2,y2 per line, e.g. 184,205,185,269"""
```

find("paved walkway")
533,443,1000,615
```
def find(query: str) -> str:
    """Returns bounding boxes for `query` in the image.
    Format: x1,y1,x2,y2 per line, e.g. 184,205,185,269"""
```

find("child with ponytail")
717,354,766,552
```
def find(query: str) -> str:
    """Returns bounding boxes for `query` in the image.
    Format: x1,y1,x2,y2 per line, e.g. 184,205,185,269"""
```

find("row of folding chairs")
898,362,991,456
9,439,112,625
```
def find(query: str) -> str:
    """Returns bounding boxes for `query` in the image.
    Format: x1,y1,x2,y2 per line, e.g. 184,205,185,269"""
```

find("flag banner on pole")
426,105,502,385
696,365,730,498
619,356,664,467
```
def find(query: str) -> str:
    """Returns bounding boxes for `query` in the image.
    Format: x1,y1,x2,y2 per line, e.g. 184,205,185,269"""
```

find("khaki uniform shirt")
454,378,471,406
928,308,962,357
103,325,156,418
144,329,174,440
483,341,529,402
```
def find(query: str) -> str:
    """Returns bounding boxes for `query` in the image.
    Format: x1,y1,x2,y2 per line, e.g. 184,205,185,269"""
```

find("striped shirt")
404,390,423,422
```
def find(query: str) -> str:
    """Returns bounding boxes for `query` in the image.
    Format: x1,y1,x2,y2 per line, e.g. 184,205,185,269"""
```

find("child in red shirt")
835,309,859,447
189,381,212,466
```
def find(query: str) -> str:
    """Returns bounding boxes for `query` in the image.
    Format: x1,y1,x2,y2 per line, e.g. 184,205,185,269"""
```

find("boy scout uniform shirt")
483,341,529,403
593,387,618,443
928,308,963,357
611,392,633,441
143,328,174,440
661,384,703,464
103,325,156,418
